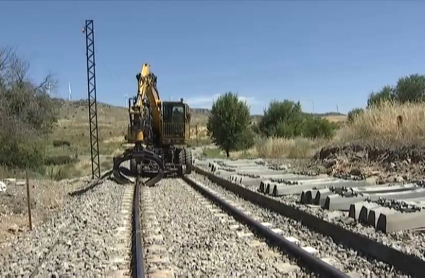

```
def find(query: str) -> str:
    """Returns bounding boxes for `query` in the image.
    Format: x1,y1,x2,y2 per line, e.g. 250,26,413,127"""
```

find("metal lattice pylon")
84,20,101,179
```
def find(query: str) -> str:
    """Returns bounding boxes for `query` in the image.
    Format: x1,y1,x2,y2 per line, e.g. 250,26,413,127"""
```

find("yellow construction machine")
112,64,193,185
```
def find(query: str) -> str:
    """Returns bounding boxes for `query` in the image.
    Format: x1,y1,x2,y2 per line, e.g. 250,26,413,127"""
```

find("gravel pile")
150,178,307,277
188,172,409,277
0,179,125,277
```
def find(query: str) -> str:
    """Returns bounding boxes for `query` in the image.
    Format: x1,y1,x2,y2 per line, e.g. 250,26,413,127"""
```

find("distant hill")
313,112,346,117
53,98,213,126
53,98,347,127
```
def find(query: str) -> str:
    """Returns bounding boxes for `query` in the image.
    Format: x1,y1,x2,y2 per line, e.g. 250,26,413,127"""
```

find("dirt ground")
0,177,88,244
291,143,425,184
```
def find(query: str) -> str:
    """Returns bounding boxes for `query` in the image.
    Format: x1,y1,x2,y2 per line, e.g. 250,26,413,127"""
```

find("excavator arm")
134,64,161,138
129,64,162,144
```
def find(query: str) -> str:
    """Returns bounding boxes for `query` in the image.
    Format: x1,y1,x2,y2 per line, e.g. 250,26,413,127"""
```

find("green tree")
394,74,425,103
0,45,59,170
367,85,394,108
207,92,252,157
347,108,364,123
258,100,304,138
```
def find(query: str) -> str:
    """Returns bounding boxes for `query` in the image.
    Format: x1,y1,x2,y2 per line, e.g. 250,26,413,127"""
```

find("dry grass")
189,125,208,138
33,100,214,180
230,148,258,159
54,100,211,155
51,101,128,156
323,114,347,123
254,137,327,159
189,125,212,146
337,101,425,147
200,137,326,160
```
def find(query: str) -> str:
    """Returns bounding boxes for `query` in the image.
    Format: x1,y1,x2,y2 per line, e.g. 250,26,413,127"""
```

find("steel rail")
191,164,425,277
182,175,349,278
132,177,145,278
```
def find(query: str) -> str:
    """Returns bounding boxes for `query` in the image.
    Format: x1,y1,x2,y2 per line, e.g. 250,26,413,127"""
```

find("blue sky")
1,1,425,115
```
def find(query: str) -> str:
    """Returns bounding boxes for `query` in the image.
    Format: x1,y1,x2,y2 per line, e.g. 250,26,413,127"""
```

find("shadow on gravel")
68,170,113,197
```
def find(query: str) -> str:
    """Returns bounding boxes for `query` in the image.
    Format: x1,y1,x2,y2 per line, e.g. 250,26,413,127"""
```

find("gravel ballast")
188,172,409,277
149,178,308,277
0,179,125,277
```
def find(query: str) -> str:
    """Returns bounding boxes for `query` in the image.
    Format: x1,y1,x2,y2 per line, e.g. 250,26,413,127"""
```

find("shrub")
394,74,425,103
258,100,304,138
44,155,78,166
347,108,364,123
302,116,336,139
53,140,71,147
257,100,336,140
367,86,395,108
0,127,46,170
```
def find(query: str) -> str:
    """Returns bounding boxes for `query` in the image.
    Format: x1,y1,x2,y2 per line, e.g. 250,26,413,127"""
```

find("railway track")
120,175,348,277
181,176,349,277
138,176,339,277
125,160,425,277
1,160,423,277
190,159,425,277
123,168,416,277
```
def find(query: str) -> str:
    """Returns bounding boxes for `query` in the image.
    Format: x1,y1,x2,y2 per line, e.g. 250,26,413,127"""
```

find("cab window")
171,105,184,123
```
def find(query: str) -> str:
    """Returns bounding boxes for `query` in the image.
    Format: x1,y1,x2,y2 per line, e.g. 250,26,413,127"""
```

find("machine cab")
161,99,190,143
